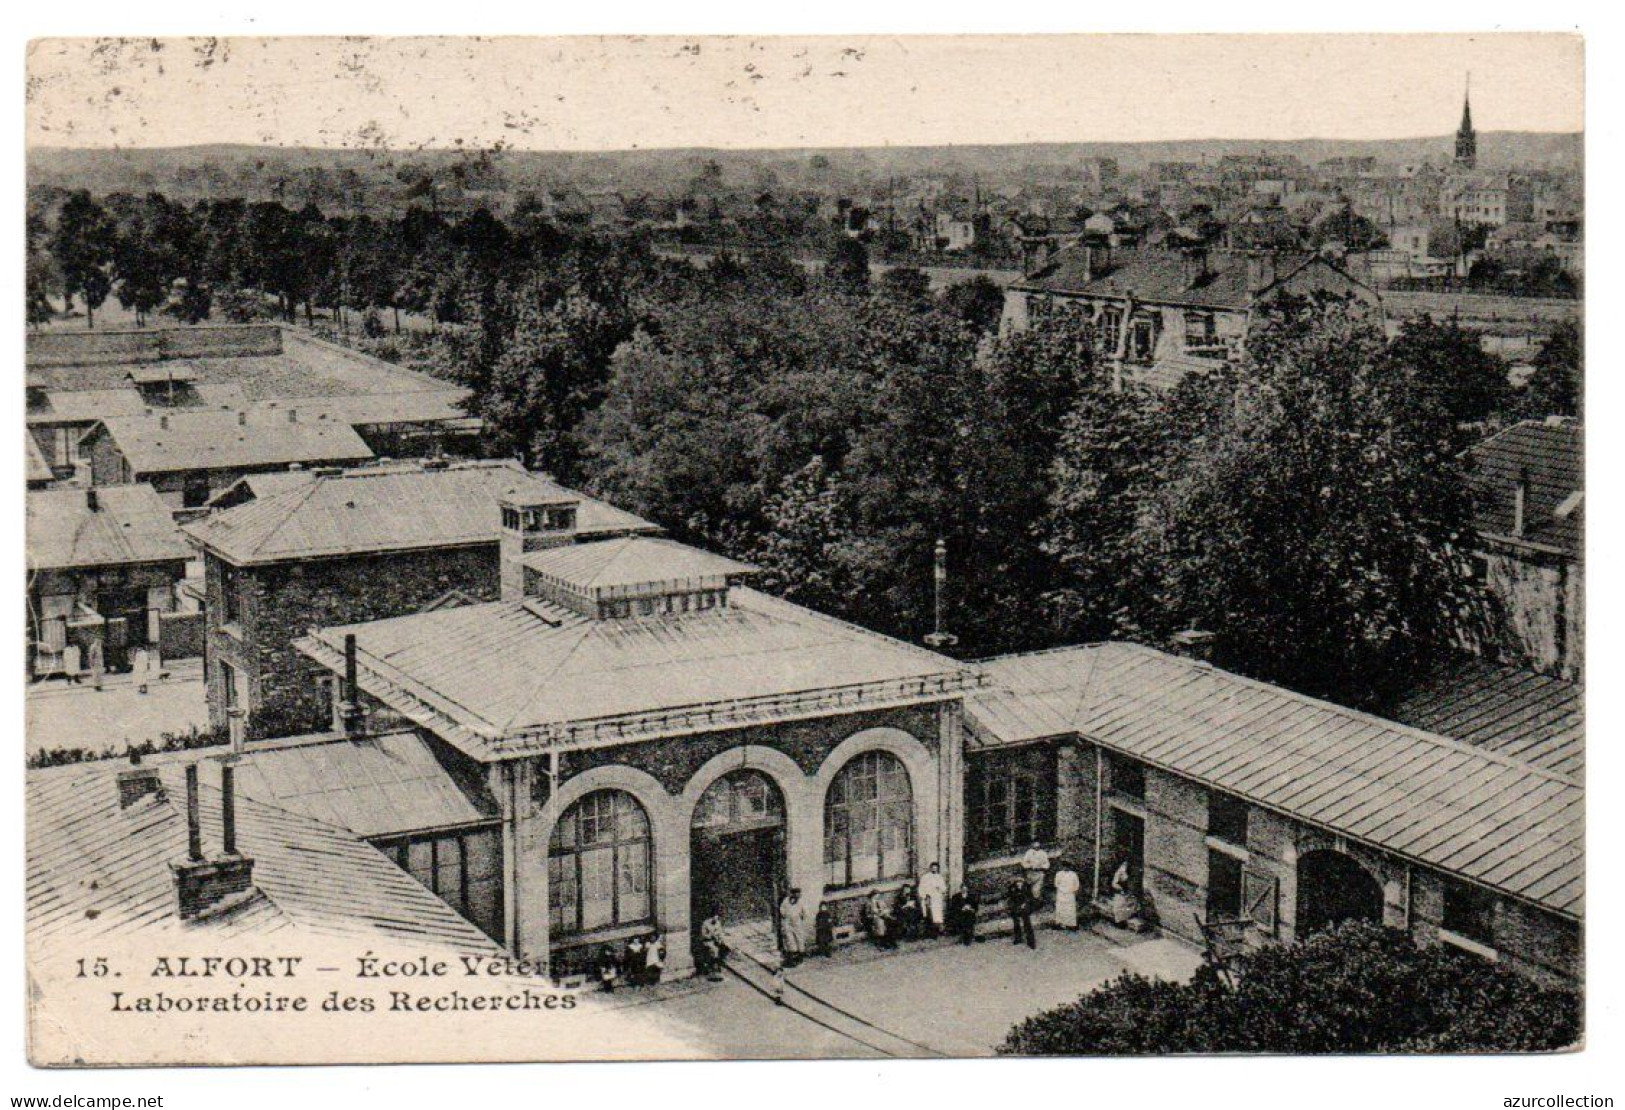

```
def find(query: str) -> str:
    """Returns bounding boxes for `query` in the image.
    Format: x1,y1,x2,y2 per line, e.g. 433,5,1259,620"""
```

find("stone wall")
204,545,501,740
1483,545,1582,679
509,701,958,978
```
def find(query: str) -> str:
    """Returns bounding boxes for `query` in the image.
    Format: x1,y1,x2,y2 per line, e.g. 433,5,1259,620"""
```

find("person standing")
1006,877,1036,950
596,945,622,992
814,901,835,958
918,862,948,938
624,935,647,985
1021,842,1052,902
778,887,808,967
1053,860,1082,930
948,883,981,946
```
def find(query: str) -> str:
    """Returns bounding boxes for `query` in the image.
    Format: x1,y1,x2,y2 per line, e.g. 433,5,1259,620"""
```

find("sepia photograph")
15,27,1591,1075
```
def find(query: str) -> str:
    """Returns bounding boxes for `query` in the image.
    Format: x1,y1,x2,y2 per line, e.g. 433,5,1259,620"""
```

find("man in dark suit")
1007,876,1036,949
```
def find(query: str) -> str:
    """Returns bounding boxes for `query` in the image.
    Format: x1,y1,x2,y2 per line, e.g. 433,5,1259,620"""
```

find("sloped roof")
520,536,755,598
1013,246,1372,312
1390,657,1583,778
90,409,375,475
231,731,499,839
1467,419,1582,556
182,461,659,565
27,484,192,571
970,642,1582,919
27,757,499,951
26,434,52,484
297,584,977,758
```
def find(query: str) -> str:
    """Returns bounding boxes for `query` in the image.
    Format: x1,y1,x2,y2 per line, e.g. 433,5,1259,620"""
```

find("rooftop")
26,756,499,951
89,408,376,475
520,536,756,601
1012,246,1374,311
969,642,1582,920
230,730,500,840
1467,419,1582,556
183,460,660,566
1389,656,1583,779
297,583,978,759
27,484,193,572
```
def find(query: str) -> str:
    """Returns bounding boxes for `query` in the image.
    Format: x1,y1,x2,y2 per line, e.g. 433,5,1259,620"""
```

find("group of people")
1006,842,1086,949
594,932,667,992
854,862,984,949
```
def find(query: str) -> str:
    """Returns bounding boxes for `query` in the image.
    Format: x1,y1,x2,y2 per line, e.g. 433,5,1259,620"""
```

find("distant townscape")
25,79,1583,1061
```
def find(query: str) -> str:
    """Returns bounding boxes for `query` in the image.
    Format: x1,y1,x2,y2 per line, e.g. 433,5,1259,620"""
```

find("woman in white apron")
1053,862,1081,930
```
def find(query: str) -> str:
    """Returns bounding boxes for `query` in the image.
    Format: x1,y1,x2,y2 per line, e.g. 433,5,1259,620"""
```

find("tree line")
25,189,1580,709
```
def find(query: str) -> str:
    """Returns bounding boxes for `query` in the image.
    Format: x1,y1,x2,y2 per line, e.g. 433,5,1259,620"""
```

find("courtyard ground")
612,921,1204,1059
25,658,209,761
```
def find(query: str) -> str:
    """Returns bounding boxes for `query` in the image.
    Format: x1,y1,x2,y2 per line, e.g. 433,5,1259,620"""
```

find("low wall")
26,325,284,368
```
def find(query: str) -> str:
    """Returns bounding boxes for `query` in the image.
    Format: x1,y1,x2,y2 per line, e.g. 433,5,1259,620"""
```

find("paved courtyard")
25,660,209,761
620,922,1205,1058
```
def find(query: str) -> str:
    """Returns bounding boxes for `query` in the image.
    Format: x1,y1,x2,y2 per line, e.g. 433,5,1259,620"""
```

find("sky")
25,34,1584,152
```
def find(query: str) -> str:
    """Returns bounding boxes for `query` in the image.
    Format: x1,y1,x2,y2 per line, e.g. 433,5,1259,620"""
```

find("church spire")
1455,73,1478,170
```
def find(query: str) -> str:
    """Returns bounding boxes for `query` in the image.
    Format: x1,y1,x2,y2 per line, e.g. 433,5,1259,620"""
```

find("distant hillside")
27,132,1581,208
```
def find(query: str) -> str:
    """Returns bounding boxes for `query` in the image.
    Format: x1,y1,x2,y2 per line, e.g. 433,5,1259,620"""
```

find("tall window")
824,751,914,887
966,745,1056,861
386,828,504,942
549,790,652,937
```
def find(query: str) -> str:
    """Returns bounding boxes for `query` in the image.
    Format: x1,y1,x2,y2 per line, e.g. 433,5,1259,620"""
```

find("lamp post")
923,537,958,650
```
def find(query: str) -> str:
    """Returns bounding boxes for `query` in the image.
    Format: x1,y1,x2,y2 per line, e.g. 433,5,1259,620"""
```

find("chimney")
1512,469,1528,537
340,633,366,737
237,411,248,427
288,408,298,424
116,750,165,809
1180,245,1211,287
1169,628,1217,664
170,762,256,922
226,707,246,753
159,414,169,430
85,488,99,512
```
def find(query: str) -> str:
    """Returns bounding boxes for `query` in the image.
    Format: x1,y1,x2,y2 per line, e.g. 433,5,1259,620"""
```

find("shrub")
999,921,1579,1055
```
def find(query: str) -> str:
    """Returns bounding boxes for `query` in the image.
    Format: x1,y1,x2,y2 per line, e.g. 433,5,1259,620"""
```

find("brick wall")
205,544,501,740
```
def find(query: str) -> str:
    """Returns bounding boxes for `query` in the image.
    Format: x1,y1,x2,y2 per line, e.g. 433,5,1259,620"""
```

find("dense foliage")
1000,921,1581,1055
28,193,1556,694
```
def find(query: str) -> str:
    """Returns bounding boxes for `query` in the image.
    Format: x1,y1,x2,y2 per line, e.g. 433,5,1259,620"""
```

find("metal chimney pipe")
184,763,203,862
221,764,236,857
344,633,358,705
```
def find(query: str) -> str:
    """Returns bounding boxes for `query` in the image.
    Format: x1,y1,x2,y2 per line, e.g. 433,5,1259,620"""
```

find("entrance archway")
1295,850,1383,936
690,770,788,927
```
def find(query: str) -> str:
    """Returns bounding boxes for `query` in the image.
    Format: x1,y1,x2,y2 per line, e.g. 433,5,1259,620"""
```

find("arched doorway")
1295,850,1384,937
690,770,788,927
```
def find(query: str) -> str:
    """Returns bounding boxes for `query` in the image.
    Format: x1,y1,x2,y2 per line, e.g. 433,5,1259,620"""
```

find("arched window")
693,769,783,832
824,751,914,887
549,790,652,936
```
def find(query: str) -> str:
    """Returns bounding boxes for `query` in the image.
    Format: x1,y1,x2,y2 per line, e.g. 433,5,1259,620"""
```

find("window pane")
434,838,463,900
617,842,650,923
579,847,616,931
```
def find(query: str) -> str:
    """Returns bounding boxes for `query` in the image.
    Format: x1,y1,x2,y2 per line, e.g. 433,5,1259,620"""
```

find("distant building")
81,408,376,515
1463,419,1583,680
1455,84,1478,171
25,325,480,485
179,459,660,744
26,484,197,679
1001,244,1381,390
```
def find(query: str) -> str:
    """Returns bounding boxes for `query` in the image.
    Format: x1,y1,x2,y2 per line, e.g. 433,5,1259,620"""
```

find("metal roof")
27,756,500,951
231,731,499,839
26,434,52,484
1467,419,1582,556
971,643,1582,919
297,584,978,759
89,409,375,475
521,536,756,599
182,460,659,565
27,484,193,572
1390,657,1583,778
